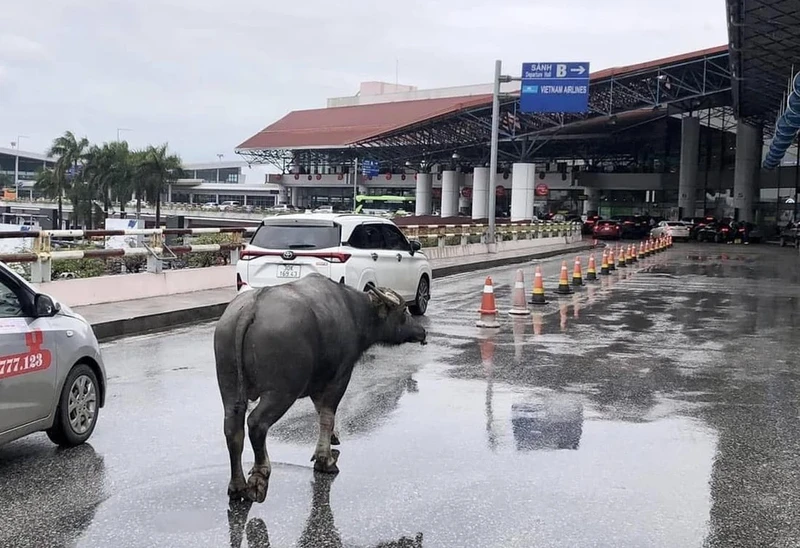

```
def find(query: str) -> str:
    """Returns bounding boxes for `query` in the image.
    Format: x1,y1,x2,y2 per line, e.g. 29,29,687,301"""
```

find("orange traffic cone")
508,269,531,316
529,265,548,305
608,247,616,271
572,257,583,287
476,276,500,328
638,241,645,260
556,261,573,295
600,249,610,276
617,245,627,268
587,253,598,281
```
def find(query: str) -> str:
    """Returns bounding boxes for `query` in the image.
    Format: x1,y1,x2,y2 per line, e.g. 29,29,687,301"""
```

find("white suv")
236,214,432,315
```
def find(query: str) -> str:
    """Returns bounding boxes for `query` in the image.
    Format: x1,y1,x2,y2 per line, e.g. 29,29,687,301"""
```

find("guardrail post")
229,231,242,265
30,232,52,283
147,230,163,274
460,226,469,246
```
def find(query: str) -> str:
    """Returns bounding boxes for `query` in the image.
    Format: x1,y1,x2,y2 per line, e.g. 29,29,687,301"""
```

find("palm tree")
47,131,89,229
136,144,183,226
84,141,134,221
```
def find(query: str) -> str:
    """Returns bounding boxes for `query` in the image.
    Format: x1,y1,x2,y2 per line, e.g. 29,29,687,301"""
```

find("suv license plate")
277,265,300,279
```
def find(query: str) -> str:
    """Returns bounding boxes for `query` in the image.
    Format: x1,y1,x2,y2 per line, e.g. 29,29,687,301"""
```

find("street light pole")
117,128,132,142
487,61,515,252
487,60,502,251
12,135,29,199
353,157,359,212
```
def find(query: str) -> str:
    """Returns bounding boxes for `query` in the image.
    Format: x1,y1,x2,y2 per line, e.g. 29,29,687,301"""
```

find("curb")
92,302,231,343
91,242,594,343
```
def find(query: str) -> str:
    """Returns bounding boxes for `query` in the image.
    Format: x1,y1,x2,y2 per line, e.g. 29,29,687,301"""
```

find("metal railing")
0,221,581,283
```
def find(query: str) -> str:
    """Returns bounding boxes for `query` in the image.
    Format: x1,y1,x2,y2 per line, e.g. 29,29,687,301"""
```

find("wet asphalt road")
3,242,800,547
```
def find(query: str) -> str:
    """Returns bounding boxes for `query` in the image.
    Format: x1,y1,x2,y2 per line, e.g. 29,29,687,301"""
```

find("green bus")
354,194,415,216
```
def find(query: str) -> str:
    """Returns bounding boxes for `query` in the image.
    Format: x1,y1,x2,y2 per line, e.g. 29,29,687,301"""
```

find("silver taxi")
0,262,106,448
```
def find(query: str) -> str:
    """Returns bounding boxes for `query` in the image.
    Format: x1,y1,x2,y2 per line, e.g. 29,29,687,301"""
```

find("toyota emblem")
281,250,295,260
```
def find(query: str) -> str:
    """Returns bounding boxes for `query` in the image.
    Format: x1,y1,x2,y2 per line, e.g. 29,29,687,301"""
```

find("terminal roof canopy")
236,95,491,150
727,0,800,122
236,46,733,168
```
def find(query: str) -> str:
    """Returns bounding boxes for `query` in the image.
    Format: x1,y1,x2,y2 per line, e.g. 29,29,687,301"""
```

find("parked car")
0,261,107,449
609,216,647,239
582,214,601,235
236,214,433,315
218,201,241,211
650,221,691,241
697,221,732,243
681,216,715,240
779,222,800,247
593,220,621,240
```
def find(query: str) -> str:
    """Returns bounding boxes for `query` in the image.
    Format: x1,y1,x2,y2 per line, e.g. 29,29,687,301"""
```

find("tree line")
34,131,183,229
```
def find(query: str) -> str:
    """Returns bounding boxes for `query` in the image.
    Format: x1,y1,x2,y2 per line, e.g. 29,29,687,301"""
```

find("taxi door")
0,275,58,435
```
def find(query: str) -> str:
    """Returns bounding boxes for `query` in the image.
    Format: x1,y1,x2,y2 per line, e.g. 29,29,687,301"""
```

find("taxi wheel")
46,363,100,448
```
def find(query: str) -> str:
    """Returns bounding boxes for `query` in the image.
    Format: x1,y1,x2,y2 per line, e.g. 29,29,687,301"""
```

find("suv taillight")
239,250,351,263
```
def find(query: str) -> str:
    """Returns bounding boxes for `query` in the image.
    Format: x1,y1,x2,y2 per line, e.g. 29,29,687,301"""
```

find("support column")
441,170,459,218
290,189,299,207
733,120,763,222
584,188,600,215
472,167,490,220
277,184,289,204
510,163,535,222
678,116,700,219
415,173,432,216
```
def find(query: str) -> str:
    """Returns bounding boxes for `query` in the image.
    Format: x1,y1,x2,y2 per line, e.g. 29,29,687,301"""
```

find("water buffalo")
214,273,428,503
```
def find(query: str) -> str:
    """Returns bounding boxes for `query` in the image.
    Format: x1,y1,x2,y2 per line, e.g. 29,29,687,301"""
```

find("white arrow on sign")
570,66,587,75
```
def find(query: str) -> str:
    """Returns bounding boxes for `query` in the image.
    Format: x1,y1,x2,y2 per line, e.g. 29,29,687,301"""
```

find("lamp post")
12,135,29,200
117,128,132,142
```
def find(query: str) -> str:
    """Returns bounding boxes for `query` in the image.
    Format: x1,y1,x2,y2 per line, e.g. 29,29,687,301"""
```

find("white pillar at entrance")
415,173,432,215
510,163,535,222
584,187,600,215
290,189,299,207
472,167,489,219
441,170,459,218
277,184,289,204
733,120,762,223
678,116,700,218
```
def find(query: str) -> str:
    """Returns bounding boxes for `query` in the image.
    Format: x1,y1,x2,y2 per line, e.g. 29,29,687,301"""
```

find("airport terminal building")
234,26,800,225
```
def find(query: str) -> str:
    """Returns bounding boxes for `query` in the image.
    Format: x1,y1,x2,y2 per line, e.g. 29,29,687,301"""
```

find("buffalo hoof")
228,477,249,501
246,465,271,503
313,448,340,474
330,431,341,446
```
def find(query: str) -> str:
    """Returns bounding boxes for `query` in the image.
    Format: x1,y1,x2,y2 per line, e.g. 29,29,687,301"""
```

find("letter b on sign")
556,64,567,77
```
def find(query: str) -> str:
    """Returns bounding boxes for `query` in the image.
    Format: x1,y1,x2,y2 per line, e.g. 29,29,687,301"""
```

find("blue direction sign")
519,62,590,114
361,159,380,177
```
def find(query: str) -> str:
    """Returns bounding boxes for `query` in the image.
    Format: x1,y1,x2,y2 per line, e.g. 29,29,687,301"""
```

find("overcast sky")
0,0,728,163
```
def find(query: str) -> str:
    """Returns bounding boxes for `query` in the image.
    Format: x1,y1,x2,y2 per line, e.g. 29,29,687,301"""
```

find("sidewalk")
78,239,592,341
